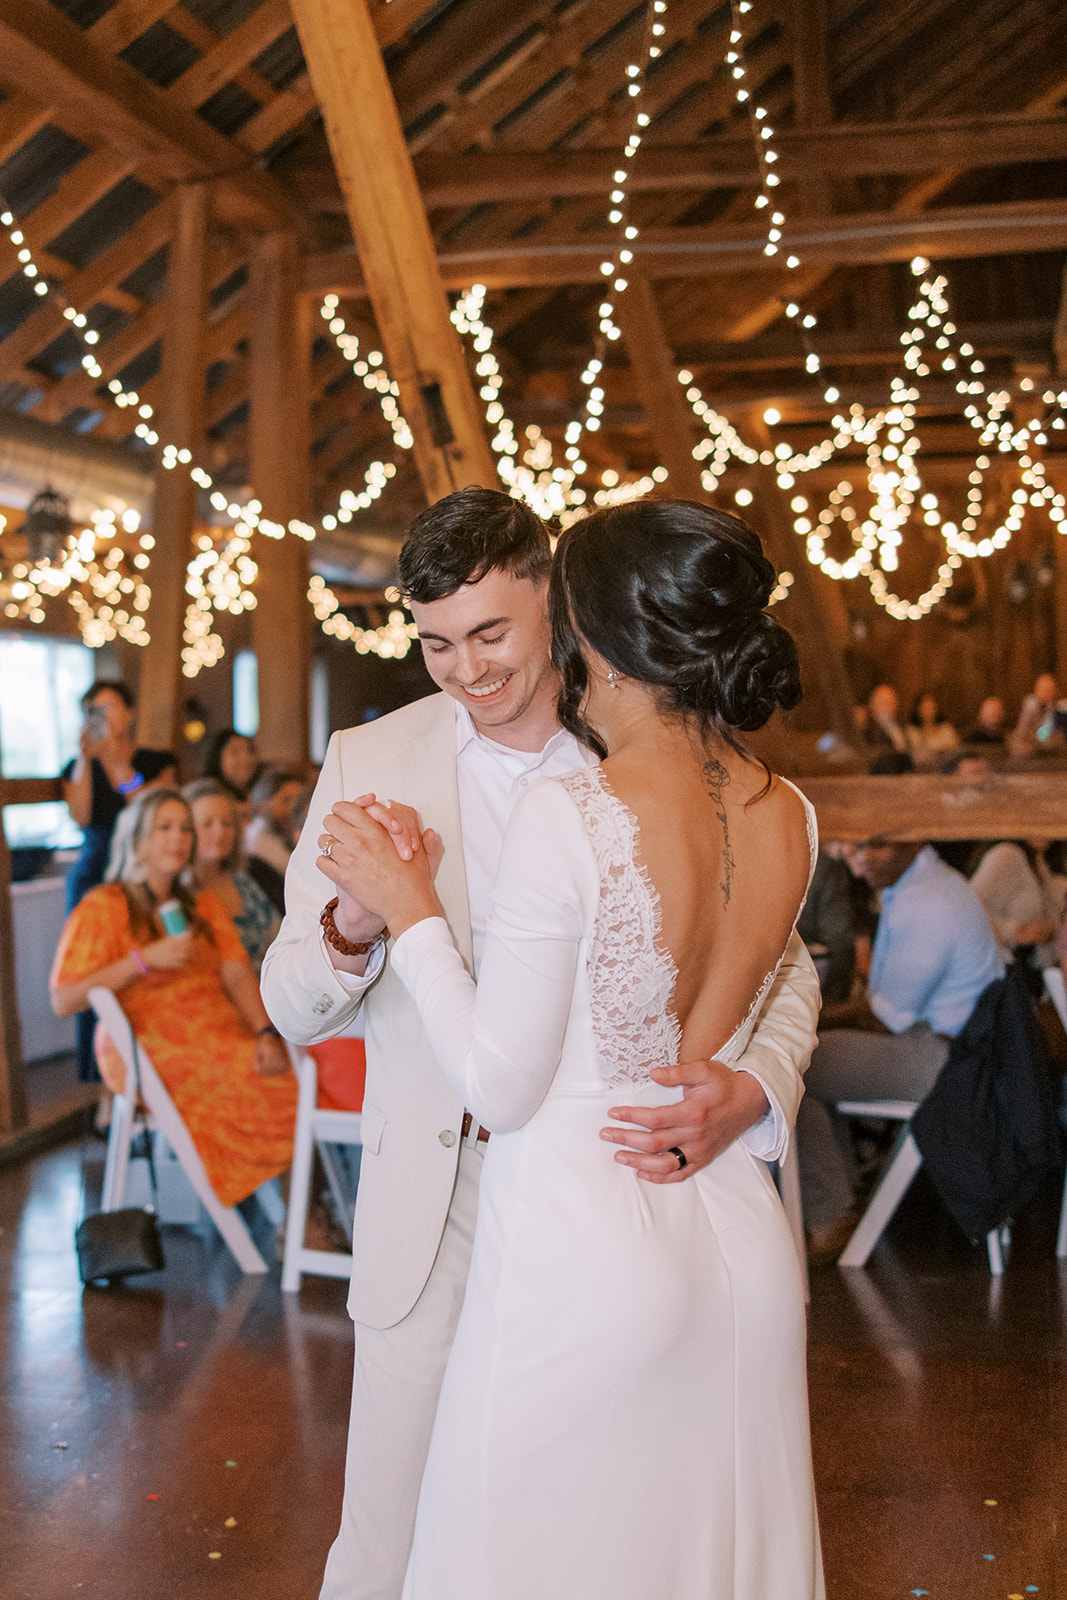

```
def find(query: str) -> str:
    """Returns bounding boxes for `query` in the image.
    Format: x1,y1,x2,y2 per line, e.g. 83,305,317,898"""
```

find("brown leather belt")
460,1111,491,1143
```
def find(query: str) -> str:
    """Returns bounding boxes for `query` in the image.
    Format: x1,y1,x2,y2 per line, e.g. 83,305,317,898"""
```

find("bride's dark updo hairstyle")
550,499,801,761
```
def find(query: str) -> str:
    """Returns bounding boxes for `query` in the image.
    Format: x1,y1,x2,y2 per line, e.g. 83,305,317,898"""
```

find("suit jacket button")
439,1130,457,1148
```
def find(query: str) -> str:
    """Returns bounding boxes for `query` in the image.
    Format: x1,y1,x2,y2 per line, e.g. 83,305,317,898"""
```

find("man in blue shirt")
796,839,1004,1256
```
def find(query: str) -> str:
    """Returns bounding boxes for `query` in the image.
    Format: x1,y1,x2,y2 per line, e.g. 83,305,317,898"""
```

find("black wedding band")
668,1146,688,1170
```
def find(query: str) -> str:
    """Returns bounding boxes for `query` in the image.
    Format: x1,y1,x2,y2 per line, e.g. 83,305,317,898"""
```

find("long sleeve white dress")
391,766,824,1600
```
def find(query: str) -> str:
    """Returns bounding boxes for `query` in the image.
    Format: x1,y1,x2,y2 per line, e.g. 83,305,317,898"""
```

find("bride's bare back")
601,733,811,1063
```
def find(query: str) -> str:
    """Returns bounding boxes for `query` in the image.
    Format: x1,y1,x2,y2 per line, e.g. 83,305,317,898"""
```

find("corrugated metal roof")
48,180,161,271
0,126,88,219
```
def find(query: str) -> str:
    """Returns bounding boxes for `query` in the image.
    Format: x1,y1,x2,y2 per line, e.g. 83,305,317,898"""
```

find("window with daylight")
233,649,259,738
0,633,94,847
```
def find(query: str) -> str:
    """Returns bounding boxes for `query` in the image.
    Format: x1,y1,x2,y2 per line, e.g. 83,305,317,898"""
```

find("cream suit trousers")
319,1141,484,1600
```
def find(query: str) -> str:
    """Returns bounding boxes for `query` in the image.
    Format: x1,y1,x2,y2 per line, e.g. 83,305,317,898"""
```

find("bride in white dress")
339,500,825,1600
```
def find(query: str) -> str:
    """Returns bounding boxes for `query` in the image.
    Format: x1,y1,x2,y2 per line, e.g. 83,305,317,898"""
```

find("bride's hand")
319,798,443,934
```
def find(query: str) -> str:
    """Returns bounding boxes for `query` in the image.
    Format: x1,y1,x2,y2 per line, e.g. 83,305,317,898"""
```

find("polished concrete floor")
1,1134,1064,1600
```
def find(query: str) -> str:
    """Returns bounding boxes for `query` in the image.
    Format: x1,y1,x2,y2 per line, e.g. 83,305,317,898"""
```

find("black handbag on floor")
76,1037,166,1286
75,1205,164,1285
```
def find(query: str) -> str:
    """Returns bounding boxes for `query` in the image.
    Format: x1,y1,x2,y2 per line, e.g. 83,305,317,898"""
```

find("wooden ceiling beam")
87,0,177,55
165,0,293,112
390,0,558,136
0,0,294,230
526,318,1054,375
0,204,171,384
386,115,1067,208
289,0,496,500
304,197,1067,295
0,147,140,289
371,0,448,51
0,90,50,166
30,244,247,424
427,0,642,155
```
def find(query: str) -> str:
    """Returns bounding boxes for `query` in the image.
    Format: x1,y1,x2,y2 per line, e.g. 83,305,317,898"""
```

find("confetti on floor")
208,1551,221,1560
985,1498,998,1506
146,1494,159,1501
225,1459,237,1468
52,1441,69,1450
224,1517,236,1528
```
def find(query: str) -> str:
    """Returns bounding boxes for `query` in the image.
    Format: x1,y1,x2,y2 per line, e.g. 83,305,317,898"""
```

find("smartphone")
84,704,108,738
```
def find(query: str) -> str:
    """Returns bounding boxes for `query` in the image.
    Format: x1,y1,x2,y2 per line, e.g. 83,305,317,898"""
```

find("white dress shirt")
325,699,779,1151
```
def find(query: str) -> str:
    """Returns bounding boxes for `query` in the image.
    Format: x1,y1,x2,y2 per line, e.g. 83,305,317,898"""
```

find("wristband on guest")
130,948,149,976
116,772,145,796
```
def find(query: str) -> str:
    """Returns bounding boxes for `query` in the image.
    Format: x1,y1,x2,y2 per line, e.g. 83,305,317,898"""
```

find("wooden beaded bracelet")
320,898,389,957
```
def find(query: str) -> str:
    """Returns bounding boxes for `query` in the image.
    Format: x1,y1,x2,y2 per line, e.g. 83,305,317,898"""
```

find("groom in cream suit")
262,488,821,1600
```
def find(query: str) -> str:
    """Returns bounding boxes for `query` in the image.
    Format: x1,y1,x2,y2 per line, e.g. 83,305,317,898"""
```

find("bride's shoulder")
745,772,817,865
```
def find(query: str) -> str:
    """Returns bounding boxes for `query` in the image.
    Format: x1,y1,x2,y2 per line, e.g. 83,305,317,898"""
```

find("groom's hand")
600,1060,770,1184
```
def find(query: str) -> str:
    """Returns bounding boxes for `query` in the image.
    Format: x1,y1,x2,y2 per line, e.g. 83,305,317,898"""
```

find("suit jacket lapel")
393,696,474,969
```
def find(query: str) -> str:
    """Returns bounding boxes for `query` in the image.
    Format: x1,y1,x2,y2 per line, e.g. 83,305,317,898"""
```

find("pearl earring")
607,668,618,688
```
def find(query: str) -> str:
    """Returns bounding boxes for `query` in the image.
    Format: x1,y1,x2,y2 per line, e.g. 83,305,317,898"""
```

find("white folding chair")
1040,969,1067,1258
89,986,271,1275
281,1045,363,1293
835,1097,1008,1273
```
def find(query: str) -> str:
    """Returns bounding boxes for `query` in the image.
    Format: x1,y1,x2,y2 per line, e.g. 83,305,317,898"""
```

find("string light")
181,527,259,677
318,296,414,453
728,2,827,389
568,1,666,452
307,577,418,657
1,503,152,642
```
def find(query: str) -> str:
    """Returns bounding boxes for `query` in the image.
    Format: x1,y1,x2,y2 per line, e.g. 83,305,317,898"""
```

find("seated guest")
905,691,959,767
795,838,1003,1259
183,779,279,971
1009,672,1067,758
61,678,177,1093
244,769,304,914
204,728,260,810
963,696,1007,748
797,849,856,1003
864,684,908,752
970,839,1066,968
50,788,297,1209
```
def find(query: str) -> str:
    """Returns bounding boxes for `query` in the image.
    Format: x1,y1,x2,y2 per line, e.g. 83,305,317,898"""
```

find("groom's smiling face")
410,567,557,747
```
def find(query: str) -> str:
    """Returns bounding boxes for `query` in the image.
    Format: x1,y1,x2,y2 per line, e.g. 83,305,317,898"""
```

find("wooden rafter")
304,197,1067,296
0,0,293,229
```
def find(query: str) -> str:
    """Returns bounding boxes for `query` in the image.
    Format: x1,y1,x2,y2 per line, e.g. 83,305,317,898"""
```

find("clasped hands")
318,794,443,941
316,794,769,1184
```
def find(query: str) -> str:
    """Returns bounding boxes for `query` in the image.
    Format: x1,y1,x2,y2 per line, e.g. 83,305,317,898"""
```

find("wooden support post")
287,0,496,503
788,0,833,216
138,183,209,752
746,411,856,744
249,232,312,765
615,274,705,500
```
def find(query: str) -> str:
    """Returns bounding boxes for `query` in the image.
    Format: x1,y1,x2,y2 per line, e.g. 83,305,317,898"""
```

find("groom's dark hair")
398,486,552,603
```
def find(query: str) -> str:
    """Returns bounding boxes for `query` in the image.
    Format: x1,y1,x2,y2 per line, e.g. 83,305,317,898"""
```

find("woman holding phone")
51,788,296,1207
61,680,177,1088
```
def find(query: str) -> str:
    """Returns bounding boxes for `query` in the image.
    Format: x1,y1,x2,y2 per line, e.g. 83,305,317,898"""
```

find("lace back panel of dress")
557,769,682,1089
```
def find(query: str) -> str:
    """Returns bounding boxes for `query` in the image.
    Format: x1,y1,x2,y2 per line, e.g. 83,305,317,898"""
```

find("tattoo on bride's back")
702,757,735,909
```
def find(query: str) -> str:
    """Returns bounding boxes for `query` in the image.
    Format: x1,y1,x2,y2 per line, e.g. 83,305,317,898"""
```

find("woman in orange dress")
51,788,297,1208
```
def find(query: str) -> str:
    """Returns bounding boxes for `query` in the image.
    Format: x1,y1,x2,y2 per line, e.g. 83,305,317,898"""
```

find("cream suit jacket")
261,692,821,1331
